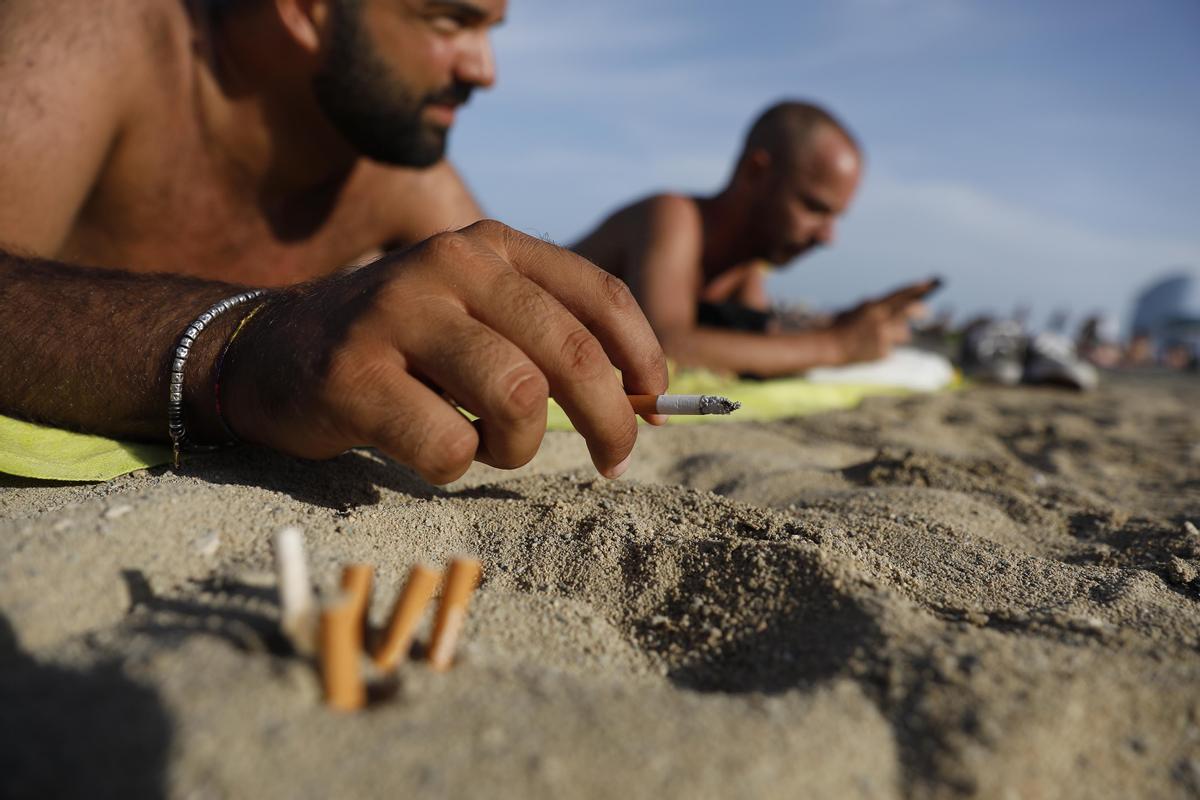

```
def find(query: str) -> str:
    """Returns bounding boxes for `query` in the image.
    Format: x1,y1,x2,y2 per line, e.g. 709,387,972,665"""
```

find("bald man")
575,101,935,378
0,0,666,484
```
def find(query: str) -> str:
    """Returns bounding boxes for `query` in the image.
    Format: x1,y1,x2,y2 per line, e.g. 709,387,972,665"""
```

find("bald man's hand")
828,278,939,364
220,220,668,484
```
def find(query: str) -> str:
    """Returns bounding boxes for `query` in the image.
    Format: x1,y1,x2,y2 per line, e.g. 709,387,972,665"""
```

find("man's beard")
312,6,472,167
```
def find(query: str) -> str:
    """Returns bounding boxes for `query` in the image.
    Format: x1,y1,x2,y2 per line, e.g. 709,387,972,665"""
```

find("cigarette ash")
698,395,741,415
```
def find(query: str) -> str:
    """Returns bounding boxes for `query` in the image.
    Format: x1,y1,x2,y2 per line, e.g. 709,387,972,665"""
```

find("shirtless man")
574,100,935,378
0,0,667,484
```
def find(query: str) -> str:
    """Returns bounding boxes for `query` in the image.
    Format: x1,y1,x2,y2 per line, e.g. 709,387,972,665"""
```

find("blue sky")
451,0,1200,330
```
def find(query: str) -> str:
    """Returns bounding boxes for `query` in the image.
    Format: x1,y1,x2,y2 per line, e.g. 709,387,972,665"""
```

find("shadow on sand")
0,614,172,799
180,446,523,509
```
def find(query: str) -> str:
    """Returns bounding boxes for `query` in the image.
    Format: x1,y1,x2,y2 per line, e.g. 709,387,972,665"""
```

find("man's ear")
274,0,333,54
744,147,772,181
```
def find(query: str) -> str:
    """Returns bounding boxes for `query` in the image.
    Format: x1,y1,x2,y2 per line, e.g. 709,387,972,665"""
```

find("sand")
2,372,1198,798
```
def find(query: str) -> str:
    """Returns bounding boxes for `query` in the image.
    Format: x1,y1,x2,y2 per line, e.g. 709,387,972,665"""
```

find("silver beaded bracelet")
168,290,265,468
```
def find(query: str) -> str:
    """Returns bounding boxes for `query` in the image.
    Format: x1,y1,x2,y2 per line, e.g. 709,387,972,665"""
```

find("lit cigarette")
371,564,441,673
627,394,741,416
319,593,367,712
274,526,317,655
427,557,483,672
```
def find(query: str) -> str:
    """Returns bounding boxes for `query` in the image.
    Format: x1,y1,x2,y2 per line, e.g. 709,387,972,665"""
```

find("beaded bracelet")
168,290,265,468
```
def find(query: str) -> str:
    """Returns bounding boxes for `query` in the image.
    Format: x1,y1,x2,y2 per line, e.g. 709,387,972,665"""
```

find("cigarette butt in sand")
319,593,367,712
371,564,441,672
340,563,374,638
627,394,741,416
274,526,317,654
427,557,483,672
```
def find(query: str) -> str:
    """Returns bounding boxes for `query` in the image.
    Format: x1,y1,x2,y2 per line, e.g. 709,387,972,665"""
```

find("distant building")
1131,271,1200,366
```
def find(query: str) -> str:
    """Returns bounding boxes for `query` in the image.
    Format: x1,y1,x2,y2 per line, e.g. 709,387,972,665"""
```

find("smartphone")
915,276,944,299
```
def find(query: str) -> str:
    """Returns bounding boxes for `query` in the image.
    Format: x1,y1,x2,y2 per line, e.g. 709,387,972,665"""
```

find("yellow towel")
0,415,170,482
545,371,911,430
0,372,921,482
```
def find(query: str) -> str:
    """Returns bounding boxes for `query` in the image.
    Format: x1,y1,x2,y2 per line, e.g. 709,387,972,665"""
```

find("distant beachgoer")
1124,332,1155,367
1077,314,1122,368
0,0,667,484
573,100,937,377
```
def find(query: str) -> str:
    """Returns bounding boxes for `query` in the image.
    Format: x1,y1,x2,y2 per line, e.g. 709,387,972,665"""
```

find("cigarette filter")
372,564,441,672
319,594,367,711
340,563,374,639
273,526,317,654
427,557,483,672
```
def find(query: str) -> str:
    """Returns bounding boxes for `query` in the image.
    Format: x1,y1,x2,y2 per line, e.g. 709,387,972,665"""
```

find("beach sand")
2,373,1198,798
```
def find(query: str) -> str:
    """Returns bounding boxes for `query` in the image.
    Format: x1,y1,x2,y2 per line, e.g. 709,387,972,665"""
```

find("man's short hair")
206,0,256,15
740,100,860,168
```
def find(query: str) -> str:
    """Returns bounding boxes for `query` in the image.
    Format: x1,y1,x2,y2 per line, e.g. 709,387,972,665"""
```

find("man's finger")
879,277,941,311
904,300,930,321
455,246,640,477
465,221,669,398
888,316,913,345
336,354,480,484
395,300,549,470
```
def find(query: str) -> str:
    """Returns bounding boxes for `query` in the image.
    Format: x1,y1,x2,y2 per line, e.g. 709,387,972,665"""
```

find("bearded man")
0,0,667,484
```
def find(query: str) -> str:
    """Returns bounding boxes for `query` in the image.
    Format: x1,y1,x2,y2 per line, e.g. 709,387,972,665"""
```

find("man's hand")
828,278,939,364
221,220,668,484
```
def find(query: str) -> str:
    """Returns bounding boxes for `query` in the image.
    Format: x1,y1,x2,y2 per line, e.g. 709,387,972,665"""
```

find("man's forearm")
659,326,846,377
0,250,256,441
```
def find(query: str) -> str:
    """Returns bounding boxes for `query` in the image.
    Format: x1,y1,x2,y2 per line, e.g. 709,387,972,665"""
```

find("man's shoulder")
574,192,702,270
0,0,186,77
601,193,699,240
0,0,196,256
639,193,700,222
637,193,703,246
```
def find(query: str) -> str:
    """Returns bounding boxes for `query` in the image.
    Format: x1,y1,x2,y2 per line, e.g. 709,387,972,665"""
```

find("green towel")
1,372,917,482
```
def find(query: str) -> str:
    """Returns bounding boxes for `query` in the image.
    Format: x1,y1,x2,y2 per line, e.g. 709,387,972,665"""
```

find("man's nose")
456,33,496,89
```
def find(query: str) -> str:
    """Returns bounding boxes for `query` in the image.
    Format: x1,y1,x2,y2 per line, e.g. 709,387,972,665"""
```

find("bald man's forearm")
658,326,846,377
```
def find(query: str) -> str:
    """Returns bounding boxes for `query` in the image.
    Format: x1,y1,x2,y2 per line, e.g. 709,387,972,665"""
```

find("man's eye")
800,196,826,214
430,15,465,33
